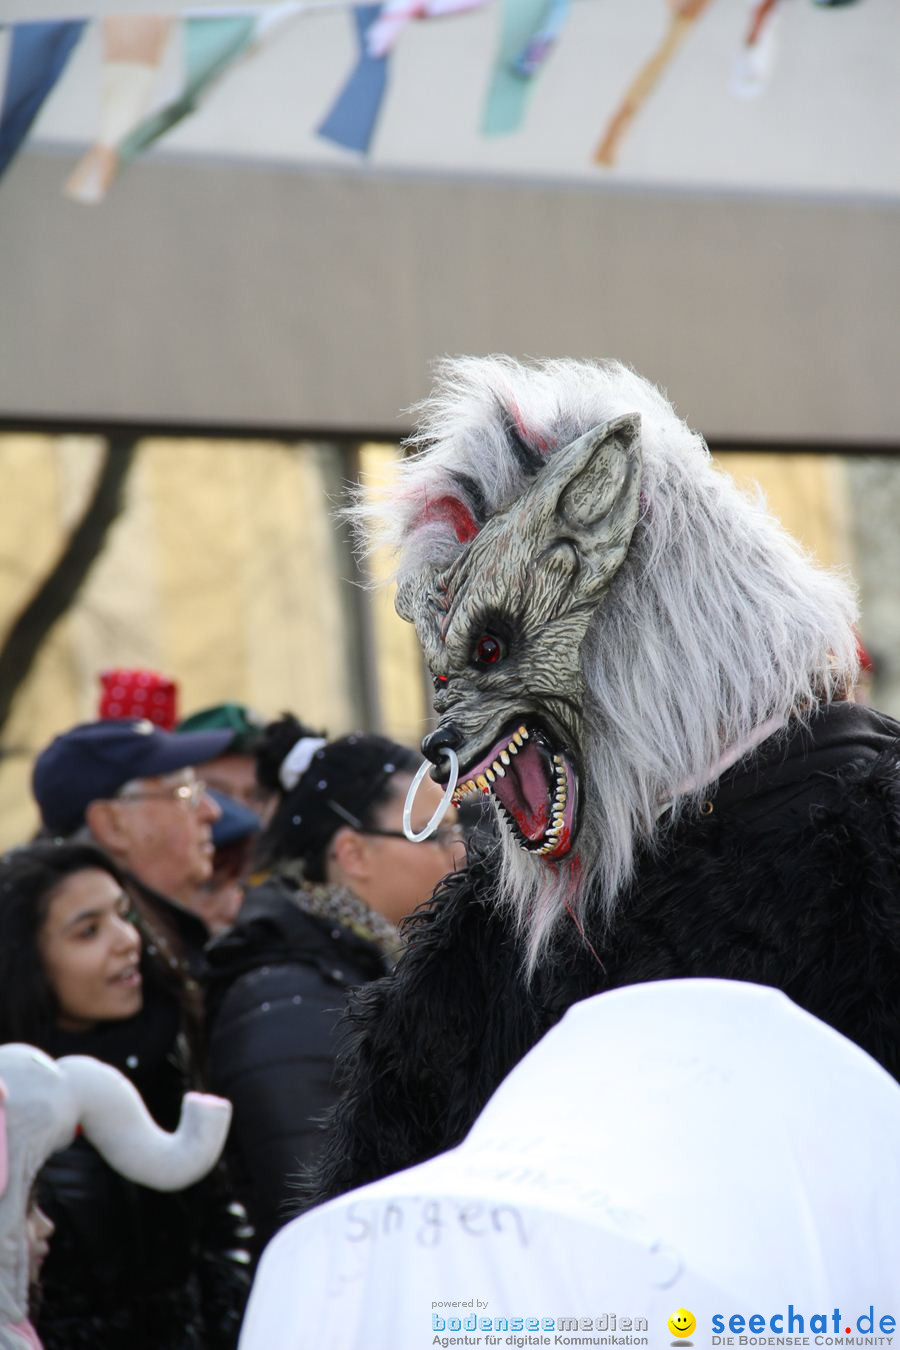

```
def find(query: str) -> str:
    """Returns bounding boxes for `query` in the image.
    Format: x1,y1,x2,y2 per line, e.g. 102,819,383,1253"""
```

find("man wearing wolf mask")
307,356,900,1206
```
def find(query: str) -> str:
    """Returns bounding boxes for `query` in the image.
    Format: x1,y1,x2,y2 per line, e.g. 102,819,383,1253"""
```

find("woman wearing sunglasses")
205,718,465,1255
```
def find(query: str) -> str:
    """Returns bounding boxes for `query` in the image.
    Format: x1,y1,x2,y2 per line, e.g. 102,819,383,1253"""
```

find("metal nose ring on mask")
402,747,459,842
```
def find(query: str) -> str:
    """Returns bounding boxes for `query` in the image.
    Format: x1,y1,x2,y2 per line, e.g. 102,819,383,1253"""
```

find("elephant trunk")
59,1056,231,1191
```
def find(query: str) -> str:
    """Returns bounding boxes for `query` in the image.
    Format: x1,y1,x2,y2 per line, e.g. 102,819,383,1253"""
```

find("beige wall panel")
140,438,360,732
143,437,253,710
715,453,853,572
58,441,165,718
0,437,93,846
0,436,70,590
359,443,429,749
0,620,82,848
235,441,356,732
141,437,358,729
54,437,104,531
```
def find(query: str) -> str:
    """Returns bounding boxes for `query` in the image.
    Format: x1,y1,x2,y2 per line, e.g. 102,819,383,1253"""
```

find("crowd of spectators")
0,671,469,1346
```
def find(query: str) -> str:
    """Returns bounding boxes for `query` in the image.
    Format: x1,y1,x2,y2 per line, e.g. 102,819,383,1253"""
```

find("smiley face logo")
668,1308,697,1339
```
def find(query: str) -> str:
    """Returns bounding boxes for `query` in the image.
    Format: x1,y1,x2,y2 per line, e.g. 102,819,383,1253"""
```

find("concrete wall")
0,150,898,444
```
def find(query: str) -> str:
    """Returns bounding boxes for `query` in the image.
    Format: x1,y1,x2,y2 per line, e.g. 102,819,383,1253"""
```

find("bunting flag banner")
64,15,175,203
482,0,559,135
512,0,571,78
593,0,715,167
731,0,782,99
317,4,388,154
0,21,85,179
119,15,258,163
0,0,870,194
366,0,488,60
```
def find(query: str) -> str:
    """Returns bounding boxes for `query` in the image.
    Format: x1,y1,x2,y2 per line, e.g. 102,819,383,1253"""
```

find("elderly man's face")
107,768,220,908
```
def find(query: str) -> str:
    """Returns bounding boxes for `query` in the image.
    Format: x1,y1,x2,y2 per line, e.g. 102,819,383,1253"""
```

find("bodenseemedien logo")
431,1310,649,1345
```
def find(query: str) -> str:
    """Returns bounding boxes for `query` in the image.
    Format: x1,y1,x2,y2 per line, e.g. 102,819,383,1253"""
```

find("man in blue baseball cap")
32,718,238,978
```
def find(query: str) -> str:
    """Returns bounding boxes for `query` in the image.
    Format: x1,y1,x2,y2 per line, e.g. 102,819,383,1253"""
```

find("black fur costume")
307,701,900,1206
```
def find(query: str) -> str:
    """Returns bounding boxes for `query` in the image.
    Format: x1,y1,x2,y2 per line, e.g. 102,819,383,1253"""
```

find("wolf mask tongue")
490,736,550,841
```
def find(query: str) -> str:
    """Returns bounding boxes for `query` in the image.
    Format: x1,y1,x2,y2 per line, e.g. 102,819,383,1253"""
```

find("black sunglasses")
327,799,464,849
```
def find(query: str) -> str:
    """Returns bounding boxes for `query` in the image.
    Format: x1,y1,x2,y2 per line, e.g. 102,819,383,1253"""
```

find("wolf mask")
396,412,642,860
354,357,858,968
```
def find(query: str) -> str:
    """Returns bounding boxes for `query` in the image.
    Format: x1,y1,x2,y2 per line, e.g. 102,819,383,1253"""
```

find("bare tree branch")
0,435,138,739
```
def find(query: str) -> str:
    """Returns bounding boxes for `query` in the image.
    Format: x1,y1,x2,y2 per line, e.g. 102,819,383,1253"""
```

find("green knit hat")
176,702,266,754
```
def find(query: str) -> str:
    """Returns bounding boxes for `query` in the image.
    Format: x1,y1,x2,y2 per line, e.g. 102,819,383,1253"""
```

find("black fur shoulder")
603,746,900,1073
305,747,900,1207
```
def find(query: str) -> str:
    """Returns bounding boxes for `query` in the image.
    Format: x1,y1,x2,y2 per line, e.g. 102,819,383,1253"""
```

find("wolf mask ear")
555,414,641,538
518,411,643,604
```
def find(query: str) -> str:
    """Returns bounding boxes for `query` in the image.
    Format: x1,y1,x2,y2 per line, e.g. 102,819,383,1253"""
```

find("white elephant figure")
0,1042,232,1349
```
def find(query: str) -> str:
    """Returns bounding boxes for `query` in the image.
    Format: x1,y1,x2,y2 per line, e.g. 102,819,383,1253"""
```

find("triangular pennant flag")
0,21,85,178
732,0,782,99
594,0,715,167
64,16,174,203
120,14,258,163
482,0,554,136
318,5,388,155
512,0,570,78
366,0,487,59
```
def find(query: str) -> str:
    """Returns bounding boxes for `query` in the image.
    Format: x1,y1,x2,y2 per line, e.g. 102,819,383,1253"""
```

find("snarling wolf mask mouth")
396,414,642,863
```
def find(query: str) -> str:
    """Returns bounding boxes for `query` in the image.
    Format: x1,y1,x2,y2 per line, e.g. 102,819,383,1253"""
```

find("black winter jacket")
35,965,250,1350
306,702,900,1206
205,879,391,1251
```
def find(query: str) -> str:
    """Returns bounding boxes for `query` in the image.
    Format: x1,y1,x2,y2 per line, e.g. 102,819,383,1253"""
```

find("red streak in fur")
416,495,480,543
564,893,606,974
509,403,551,454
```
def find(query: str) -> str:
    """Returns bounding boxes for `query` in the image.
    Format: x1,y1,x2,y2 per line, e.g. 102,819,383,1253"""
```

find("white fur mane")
352,356,859,971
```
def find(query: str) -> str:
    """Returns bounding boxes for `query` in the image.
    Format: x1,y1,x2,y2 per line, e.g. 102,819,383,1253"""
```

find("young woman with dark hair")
0,842,249,1350
0,843,137,1044
205,724,465,1253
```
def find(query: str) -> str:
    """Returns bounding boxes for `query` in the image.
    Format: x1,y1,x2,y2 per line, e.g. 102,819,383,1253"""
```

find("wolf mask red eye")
472,633,507,666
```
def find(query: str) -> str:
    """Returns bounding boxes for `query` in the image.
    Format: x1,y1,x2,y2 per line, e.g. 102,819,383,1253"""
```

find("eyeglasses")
327,798,464,850
117,779,208,809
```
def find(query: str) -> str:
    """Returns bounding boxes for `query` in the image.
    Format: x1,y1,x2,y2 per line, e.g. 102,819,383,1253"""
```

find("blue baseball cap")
33,718,234,835
208,789,259,849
